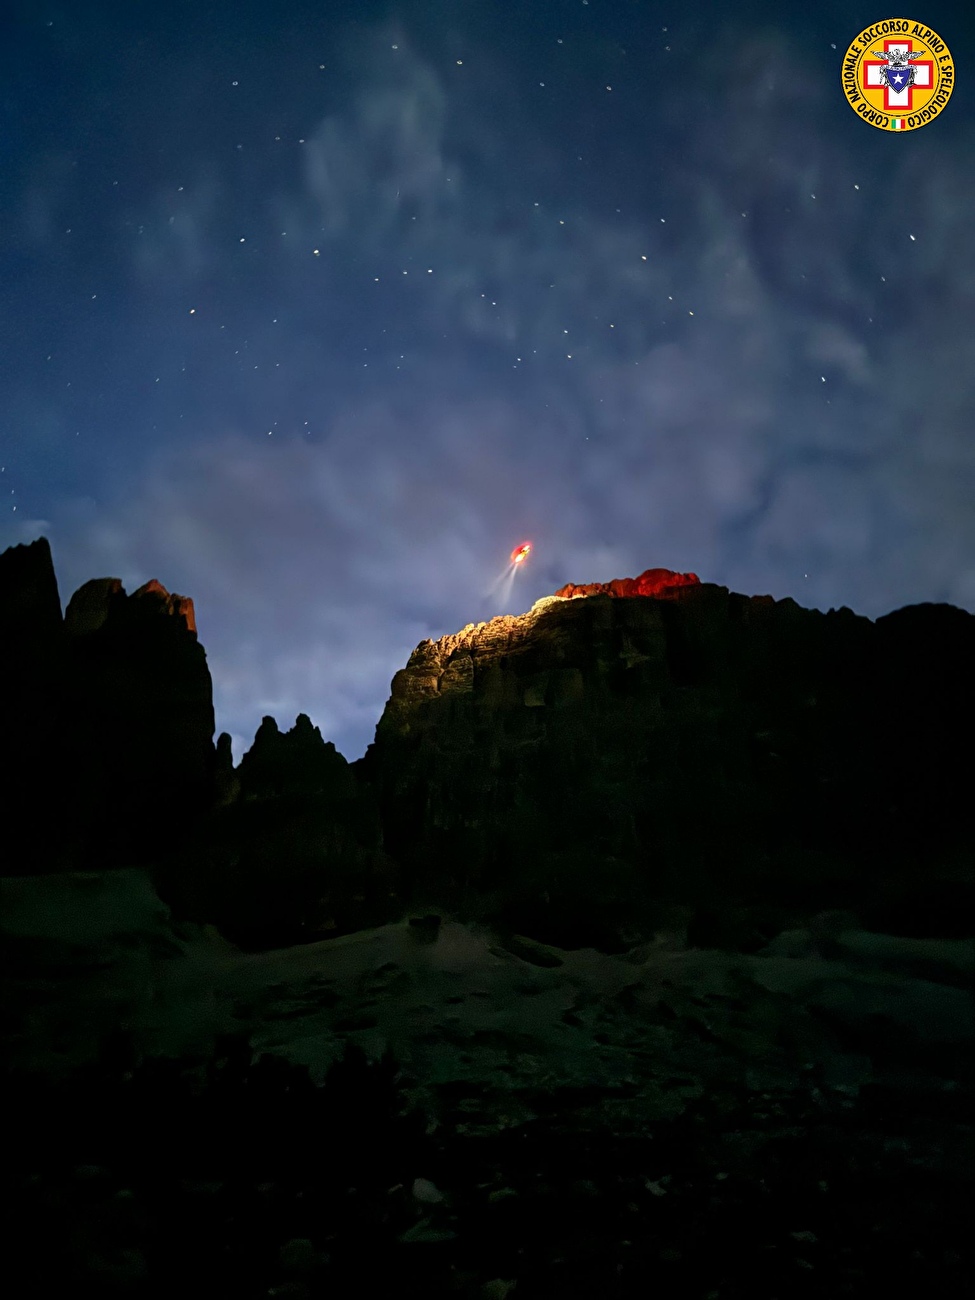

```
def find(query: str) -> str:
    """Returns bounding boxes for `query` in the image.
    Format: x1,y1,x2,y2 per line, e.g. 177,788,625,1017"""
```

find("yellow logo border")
841,18,954,131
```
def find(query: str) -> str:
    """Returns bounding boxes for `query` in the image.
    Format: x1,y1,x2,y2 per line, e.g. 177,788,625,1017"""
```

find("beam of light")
497,563,519,607
484,558,516,598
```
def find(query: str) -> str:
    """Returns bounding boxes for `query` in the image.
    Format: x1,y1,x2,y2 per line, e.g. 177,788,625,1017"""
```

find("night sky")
3,1,973,761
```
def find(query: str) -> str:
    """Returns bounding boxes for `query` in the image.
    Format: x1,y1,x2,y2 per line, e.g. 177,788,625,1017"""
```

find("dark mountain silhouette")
1,538,215,876
1,537,972,1298
364,576,974,950
4,537,970,950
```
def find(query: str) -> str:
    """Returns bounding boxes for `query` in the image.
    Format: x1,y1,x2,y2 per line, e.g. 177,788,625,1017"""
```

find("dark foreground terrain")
2,540,972,1295
3,874,972,1299
5,1031,972,1299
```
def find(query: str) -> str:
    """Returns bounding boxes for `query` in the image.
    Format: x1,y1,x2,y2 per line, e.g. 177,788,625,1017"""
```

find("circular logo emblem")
841,19,954,130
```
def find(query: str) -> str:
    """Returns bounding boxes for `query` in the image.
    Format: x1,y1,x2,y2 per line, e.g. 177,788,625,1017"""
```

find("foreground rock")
6,866,969,1121
3,865,972,1296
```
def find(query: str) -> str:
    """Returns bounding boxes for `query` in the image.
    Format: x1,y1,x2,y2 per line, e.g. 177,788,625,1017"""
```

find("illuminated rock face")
64,576,198,636
554,567,700,600
1,539,215,873
368,577,975,949
132,578,198,633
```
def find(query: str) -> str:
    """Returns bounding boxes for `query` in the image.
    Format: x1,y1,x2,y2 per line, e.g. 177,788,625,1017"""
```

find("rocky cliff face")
1,539,215,873
2,539,66,871
166,713,397,949
4,541,972,954
366,573,974,948
0,536,63,639
553,566,701,599
4,554,972,1297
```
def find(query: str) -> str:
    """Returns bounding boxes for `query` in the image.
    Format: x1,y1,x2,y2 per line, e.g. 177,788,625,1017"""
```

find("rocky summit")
1,538,215,875
552,566,701,599
368,571,974,950
5,544,971,950
1,541,972,1299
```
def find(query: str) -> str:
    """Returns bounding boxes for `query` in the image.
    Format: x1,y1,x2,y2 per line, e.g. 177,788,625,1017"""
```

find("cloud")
5,518,53,546
4,14,972,760
129,178,223,288
303,46,449,242
14,151,78,248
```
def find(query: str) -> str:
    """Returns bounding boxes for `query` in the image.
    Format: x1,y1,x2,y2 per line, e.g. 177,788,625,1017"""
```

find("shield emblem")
886,67,909,89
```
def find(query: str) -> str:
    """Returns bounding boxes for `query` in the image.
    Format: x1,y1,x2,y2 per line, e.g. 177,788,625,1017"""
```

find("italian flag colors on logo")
890,117,905,130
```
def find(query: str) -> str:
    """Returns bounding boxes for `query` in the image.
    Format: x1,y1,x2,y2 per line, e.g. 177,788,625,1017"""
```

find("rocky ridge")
2,545,972,1297
368,573,973,948
3,544,973,954
552,566,701,599
1,538,215,874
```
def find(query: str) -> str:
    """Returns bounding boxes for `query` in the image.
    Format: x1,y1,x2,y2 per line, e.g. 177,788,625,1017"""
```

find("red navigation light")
511,542,532,565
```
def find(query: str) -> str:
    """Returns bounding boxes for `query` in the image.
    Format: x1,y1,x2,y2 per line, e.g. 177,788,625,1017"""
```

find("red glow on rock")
554,568,700,600
511,542,532,565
